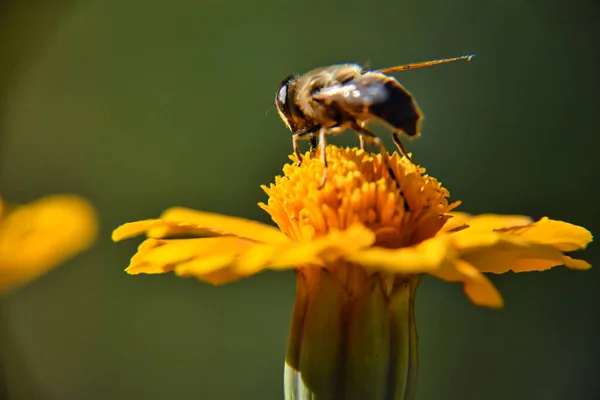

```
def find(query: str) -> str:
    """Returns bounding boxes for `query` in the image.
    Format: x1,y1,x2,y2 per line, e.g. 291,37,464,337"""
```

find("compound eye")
277,83,287,105
276,75,294,107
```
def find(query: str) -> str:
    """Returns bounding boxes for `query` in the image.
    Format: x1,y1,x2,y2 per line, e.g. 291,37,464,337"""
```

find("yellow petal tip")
112,220,159,242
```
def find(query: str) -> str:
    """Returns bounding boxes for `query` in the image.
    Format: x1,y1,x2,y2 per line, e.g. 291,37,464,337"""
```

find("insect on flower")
112,145,592,400
274,54,474,188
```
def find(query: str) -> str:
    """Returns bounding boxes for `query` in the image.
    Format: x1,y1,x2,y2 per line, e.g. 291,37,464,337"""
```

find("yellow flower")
112,146,592,400
113,146,591,306
0,194,98,294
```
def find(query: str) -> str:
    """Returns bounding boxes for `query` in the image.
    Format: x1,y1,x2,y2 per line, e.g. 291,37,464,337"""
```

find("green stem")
284,266,420,400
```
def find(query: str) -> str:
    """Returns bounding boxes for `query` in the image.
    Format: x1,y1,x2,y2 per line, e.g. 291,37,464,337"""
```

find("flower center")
260,146,456,248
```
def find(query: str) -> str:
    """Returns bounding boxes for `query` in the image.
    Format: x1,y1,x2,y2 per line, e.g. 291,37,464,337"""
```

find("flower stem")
285,265,420,400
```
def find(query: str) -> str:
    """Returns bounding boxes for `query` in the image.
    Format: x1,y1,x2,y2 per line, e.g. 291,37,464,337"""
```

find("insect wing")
313,76,389,112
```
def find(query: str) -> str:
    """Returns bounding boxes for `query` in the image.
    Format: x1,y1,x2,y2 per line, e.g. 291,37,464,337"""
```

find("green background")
1,0,599,399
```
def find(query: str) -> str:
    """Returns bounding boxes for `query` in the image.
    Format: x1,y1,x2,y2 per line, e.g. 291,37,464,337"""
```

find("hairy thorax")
294,64,363,127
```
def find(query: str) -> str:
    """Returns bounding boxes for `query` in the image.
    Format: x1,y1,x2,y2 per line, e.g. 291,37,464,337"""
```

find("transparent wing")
314,76,389,109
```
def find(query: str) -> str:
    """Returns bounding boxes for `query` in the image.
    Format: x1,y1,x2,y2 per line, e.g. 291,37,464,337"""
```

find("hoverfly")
275,55,474,188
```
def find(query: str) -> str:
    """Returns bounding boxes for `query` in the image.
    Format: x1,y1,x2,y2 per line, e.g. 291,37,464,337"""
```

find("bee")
275,55,474,188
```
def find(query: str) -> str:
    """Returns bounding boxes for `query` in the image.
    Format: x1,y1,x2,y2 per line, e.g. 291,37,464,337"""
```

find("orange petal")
495,217,592,252
347,237,504,308
0,195,98,292
439,213,469,233
123,236,254,276
112,220,189,242
562,256,591,270
411,212,450,243
234,243,292,274
451,217,593,274
126,261,175,275
478,254,591,274
457,237,568,274
270,224,376,268
445,212,533,232
235,224,376,275
121,226,375,285
344,237,452,274
174,254,242,285
159,208,289,244
450,261,503,308
112,209,290,245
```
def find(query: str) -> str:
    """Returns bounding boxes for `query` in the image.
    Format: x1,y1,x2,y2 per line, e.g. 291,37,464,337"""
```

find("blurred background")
1,0,599,399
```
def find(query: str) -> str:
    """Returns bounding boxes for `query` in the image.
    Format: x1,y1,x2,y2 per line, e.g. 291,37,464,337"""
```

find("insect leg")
350,130,367,151
350,124,395,179
359,135,366,151
351,123,411,212
293,126,320,167
392,131,412,161
318,127,329,189
309,136,318,158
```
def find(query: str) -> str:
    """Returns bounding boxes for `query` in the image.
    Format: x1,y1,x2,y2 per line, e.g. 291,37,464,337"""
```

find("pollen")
260,146,458,247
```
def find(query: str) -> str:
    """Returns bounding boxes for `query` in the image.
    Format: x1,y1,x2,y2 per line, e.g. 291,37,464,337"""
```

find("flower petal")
411,212,450,243
456,235,568,274
344,237,451,274
440,215,469,234
495,217,592,252
561,256,591,270
0,195,97,292
158,208,289,244
233,243,286,274
175,254,242,285
346,237,504,308
112,219,195,242
235,224,376,275
428,260,503,307
450,217,593,274
453,261,503,308
112,209,290,245
123,236,255,275
121,226,375,286
446,212,533,232
271,224,376,267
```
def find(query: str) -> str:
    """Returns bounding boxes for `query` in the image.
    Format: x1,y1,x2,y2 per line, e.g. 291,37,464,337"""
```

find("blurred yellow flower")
112,145,592,399
0,194,98,293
